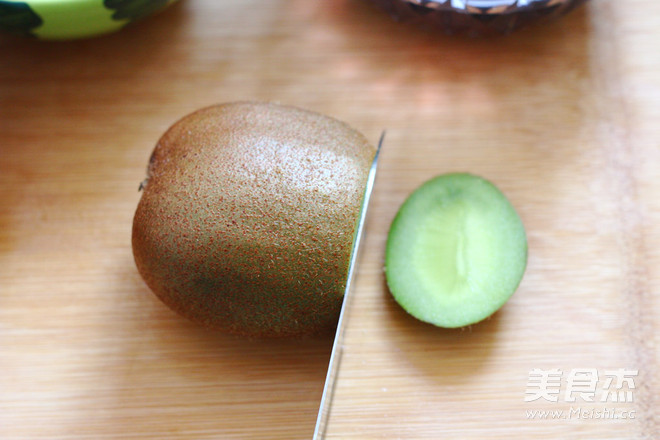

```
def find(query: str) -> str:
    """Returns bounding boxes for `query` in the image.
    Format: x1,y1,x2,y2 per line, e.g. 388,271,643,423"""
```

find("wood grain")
1,1,658,439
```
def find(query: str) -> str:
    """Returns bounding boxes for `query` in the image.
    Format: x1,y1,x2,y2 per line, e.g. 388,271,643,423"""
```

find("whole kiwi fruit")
132,102,376,337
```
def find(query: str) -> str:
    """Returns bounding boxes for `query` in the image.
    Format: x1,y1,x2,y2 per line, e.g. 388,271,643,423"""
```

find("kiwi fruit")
385,173,527,328
132,102,376,337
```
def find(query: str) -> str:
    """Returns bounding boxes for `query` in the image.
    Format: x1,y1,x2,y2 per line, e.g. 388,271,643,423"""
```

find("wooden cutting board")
1,1,658,439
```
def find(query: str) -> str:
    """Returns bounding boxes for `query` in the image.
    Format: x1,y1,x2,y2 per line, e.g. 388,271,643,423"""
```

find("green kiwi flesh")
132,102,376,337
385,173,527,328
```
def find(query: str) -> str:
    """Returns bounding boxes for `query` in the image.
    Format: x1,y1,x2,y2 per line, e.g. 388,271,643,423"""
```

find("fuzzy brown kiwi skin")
132,102,375,337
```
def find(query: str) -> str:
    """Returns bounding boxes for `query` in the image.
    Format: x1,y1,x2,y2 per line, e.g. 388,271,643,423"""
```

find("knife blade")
312,131,384,440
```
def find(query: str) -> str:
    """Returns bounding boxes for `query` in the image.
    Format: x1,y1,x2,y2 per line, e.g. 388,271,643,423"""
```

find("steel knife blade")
312,131,384,439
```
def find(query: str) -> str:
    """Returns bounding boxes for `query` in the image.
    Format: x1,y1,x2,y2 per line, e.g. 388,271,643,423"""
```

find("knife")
312,131,384,440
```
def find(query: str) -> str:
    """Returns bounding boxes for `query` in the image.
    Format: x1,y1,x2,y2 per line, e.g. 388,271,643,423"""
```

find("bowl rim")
13,0,108,5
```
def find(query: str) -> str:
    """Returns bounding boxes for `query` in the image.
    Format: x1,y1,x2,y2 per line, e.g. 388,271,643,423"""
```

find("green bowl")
0,0,178,40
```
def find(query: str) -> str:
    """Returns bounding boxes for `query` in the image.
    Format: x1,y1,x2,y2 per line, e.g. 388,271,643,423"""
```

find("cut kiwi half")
385,173,527,328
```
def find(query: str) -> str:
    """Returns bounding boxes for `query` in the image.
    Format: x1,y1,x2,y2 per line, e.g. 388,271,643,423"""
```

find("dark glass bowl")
366,0,589,35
